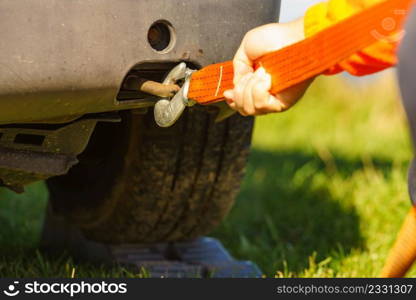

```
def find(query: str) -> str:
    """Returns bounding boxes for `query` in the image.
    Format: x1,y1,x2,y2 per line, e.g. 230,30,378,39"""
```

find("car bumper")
0,0,280,124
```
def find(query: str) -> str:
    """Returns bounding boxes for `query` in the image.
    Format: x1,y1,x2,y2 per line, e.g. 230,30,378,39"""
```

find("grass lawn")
0,71,415,277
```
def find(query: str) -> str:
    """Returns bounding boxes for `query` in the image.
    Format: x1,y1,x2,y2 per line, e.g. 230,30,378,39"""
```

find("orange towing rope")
381,207,416,277
188,0,414,104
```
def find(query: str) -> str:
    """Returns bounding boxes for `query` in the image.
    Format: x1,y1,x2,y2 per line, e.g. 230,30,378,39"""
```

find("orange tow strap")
381,207,416,277
188,0,414,105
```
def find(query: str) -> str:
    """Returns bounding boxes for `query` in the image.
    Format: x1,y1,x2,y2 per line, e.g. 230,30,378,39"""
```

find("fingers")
224,68,286,116
251,69,284,114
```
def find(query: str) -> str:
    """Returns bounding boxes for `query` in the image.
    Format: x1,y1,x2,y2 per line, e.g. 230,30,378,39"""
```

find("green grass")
0,71,415,277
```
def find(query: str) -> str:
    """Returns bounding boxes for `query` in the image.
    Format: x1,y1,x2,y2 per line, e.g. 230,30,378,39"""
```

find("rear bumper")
0,0,280,124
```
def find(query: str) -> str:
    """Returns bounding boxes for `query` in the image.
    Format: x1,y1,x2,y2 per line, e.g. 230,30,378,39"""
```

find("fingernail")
268,96,285,110
223,90,233,99
256,68,271,82
268,95,280,106
256,67,266,77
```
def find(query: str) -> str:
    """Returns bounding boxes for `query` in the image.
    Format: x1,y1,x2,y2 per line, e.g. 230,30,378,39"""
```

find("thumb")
233,46,254,86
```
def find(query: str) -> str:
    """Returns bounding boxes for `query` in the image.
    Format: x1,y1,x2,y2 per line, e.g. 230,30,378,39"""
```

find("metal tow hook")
154,62,195,128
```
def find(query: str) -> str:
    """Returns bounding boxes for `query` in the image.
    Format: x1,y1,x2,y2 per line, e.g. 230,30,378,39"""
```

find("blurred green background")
0,71,415,277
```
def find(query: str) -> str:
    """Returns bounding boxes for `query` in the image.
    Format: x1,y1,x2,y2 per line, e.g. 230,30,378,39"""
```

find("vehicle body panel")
0,0,280,124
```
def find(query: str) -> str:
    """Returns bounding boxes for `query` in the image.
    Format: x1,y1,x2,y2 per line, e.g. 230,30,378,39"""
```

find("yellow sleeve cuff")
304,2,332,37
304,0,380,37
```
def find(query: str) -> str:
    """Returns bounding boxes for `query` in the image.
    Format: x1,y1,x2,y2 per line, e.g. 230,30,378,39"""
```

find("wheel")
47,107,253,244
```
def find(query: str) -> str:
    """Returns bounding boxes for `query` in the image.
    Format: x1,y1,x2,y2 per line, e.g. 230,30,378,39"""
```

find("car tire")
47,107,253,244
